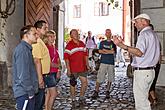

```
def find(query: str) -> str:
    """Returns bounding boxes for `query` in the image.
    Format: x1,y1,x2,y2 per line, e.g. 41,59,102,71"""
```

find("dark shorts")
43,72,58,88
69,72,87,87
72,72,88,78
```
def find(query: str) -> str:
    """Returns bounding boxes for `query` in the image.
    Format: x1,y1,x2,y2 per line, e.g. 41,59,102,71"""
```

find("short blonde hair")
43,30,56,43
45,30,56,35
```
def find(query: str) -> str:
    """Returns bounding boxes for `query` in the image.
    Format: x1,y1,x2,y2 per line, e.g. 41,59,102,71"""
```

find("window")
94,2,109,16
73,4,81,18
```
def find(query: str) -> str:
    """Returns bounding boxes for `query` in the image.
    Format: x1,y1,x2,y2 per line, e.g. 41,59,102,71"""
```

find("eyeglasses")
22,29,30,35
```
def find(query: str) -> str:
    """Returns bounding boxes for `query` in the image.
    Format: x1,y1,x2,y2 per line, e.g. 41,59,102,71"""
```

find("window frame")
73,4,81,18
94,2,109,16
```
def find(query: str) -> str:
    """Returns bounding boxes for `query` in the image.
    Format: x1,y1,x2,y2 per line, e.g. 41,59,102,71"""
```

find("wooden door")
25,0,53,29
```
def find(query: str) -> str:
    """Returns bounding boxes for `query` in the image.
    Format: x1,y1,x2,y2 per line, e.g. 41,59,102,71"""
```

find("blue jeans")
16,94,35,110
34,88,45,110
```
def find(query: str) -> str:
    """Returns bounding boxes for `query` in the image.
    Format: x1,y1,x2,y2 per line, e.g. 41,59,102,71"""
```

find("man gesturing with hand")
113,14,160,110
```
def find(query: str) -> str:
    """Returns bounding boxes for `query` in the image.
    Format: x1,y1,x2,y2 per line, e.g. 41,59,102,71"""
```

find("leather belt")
42,73,50,77
134,67,154,70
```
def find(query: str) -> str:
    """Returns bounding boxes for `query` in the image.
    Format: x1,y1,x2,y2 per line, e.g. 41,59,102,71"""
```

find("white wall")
157,64,165,86
58,1,65,60
65,0,123,36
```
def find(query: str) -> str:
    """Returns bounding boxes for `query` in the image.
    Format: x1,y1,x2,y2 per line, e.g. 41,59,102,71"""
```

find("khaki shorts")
97,63,115,83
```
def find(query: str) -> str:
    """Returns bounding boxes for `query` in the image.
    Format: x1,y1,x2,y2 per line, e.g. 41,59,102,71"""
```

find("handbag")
126,64,133,78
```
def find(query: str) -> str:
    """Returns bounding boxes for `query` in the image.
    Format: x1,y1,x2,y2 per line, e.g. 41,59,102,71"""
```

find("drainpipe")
129,0,133,62
122,0,126,42
134,0,140,46
129,0,133,46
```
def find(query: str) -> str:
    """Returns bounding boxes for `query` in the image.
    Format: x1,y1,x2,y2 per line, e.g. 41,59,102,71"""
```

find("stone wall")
141,0,165,86
0,0,24,88
0,61,8,91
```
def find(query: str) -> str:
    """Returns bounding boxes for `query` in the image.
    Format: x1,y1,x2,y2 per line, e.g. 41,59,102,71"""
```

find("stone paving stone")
0,64,165,110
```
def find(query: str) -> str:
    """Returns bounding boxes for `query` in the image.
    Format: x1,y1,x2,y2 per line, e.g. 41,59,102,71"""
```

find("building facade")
0,0,165,93
0,0,65,90
65,0,123,37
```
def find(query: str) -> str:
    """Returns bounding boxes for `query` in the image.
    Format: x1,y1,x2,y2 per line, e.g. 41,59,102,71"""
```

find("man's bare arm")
34,58,44,88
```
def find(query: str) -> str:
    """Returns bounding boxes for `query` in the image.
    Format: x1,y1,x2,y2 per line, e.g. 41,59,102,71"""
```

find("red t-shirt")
46,44,59,73
64,40,88,73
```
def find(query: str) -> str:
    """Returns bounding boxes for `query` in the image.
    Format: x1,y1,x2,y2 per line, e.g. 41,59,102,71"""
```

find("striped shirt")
64,40,88,73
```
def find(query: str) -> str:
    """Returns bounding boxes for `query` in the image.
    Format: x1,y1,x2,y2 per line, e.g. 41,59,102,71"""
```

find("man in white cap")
113,13,160,110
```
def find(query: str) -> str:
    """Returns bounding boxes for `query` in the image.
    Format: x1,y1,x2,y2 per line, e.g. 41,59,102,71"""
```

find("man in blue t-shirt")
92,29,116,99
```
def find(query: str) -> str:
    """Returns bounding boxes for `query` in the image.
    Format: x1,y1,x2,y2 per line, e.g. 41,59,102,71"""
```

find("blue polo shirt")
99,40,116,65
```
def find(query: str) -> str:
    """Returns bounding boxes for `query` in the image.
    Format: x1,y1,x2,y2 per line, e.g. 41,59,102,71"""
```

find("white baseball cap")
133,13,151,21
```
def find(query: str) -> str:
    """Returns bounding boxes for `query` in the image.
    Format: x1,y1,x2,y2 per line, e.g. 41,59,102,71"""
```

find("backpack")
85,36,96,44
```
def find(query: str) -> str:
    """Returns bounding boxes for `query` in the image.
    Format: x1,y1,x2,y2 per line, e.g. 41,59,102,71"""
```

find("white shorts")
97,63,115,83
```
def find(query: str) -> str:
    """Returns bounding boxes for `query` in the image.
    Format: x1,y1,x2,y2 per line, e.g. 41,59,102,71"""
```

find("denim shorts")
43,73,58,88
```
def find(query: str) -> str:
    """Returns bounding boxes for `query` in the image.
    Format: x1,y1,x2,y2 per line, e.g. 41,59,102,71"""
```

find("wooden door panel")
25,0,53,28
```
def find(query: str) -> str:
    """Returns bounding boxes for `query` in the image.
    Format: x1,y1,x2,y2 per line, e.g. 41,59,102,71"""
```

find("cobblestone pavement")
0,64,165,110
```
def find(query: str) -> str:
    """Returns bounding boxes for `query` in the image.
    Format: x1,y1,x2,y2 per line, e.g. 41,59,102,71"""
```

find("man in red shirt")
64,29,90,107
